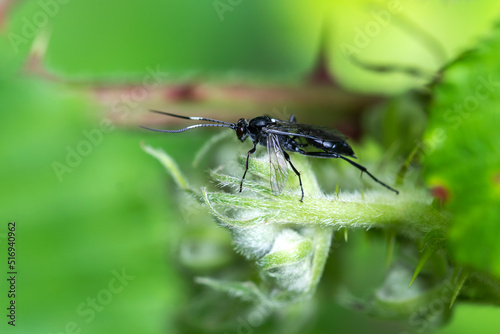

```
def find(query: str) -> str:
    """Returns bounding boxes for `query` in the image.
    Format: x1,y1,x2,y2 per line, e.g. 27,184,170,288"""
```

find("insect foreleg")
298,151,399,195
240,142,258,192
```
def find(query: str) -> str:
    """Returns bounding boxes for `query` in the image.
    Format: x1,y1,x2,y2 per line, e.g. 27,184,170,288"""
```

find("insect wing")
268,120,348,142
267,133,288,194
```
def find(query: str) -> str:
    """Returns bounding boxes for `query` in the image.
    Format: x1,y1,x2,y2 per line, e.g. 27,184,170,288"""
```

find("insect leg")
282,151,304,202
283,117,309,147
298,151,399,195
240,142,258,192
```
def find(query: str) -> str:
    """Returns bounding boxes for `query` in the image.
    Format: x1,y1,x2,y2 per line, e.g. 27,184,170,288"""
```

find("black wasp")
141,110,399,201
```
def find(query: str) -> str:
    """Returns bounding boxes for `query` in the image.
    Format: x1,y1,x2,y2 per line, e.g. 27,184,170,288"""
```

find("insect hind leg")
298,151,399,195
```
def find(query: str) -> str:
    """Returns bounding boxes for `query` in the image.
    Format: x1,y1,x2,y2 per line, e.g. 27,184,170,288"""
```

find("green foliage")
0,55,185,334
5,1,500,333
142,23,500,327
9,0,321,80
423,24,500,278
144,143,465,325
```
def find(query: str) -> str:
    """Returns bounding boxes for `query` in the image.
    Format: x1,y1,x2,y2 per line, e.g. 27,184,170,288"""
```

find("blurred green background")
1,0,500,333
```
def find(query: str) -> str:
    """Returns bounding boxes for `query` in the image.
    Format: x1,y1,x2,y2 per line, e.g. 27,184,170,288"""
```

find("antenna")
141,110,236,133
149,110,234,126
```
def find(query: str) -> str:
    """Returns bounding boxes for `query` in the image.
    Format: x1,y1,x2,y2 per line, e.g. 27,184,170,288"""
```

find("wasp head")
235,118,249,142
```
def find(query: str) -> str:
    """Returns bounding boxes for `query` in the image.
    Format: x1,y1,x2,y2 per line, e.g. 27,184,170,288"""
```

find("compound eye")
235,119,248,141
237,126,245,137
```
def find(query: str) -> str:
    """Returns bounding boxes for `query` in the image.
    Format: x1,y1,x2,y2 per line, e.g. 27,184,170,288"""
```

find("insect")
141,110,399,201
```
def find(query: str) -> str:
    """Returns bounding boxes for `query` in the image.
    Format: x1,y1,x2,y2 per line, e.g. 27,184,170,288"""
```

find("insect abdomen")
307,138,355,157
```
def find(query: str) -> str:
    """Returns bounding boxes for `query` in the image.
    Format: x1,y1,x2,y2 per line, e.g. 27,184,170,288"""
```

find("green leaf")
142,144,192,191
423,24,500,278
39,0,322,80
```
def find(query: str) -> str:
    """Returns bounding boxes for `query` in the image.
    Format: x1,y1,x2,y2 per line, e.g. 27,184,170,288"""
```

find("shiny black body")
239,115,355,156
141,111,399,201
